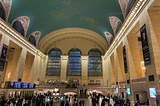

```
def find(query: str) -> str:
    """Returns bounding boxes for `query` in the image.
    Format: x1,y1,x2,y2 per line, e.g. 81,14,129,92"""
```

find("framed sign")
123,46,128,73
149,87,156,98
0,44,8,71
140,24,150,65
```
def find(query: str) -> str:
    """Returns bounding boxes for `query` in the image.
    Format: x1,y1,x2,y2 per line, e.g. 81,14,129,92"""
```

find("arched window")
88,48,102,76
46,48,61,76
12,21,24,36
67,48,81,76
0,2,5,20
126,0,136,16
116,21,122,34
29,35,36,46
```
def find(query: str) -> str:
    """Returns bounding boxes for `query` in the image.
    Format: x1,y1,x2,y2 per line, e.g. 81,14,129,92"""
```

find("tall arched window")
88,48,102,76
67,48,81,76
29,35,36,46
46,48,61,76
0,2,5,20
12,21,24,36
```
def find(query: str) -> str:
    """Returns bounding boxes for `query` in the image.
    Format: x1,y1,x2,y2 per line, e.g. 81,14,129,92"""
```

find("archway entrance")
134,90,148,105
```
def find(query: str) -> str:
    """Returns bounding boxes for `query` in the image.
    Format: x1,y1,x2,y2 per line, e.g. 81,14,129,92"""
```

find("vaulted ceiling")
8,0,124,41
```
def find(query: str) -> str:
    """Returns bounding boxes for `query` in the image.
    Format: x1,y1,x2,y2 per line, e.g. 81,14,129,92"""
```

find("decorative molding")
11,16,30,37
61,55,68,60
118,0,130,19
28,31,41,47
46,36,104,55
109,16,122,36
0,0,12,21
104,31,113,45
81,56,88,60
38,28,108,54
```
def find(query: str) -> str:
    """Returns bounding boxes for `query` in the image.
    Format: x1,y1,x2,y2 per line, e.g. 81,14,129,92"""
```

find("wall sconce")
141,61,146,69
8,72,11,78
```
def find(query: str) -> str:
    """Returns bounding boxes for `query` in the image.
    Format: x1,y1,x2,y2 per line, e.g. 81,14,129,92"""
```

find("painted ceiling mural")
5,0,133,45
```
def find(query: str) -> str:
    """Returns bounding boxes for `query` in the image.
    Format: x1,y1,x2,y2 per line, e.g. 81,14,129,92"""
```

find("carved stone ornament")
11,16,30,37
118,0,130,18
0,0,12,21
28,31,41,46
104,31,113,45
109,16,122,36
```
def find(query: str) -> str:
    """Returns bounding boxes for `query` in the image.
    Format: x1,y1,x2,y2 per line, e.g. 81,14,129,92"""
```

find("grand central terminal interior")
0,0,159,105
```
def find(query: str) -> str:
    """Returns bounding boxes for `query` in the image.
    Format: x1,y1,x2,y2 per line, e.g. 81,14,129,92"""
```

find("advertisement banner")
140,24,150,65
0,44,8,71
123,46,128,73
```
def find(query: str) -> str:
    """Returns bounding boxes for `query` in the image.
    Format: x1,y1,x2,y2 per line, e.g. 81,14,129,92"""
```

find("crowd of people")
0,94,54,106
0,91,149,106
60,95,85,106
89,92,132,106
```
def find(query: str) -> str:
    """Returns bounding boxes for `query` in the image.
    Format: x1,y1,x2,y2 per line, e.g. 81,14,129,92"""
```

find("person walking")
79,100,82,106
46,102,49,106
50,100,53,106
110,97,114,106
82,100,85,106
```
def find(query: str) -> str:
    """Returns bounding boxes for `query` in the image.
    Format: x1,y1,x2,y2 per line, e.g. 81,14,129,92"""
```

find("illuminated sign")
22,83,29,88
127,87,131,95
14,82,22,88
4,81,35,89
10,82,14,87
116,88,118,93
29,83,35,88
149,87,156,98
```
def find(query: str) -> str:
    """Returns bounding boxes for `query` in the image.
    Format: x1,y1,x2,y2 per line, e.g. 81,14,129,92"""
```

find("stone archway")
133,89,148,104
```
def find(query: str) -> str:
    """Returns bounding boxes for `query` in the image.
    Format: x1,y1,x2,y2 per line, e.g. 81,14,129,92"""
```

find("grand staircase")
78,90,88,99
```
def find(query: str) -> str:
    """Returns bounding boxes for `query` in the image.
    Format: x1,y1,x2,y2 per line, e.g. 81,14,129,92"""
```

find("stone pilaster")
11,48,27,81
60,55,68,81
123,37,134,104
39,56,48,82
22,54,35,83
102,56,107,85
110,54,116,84
81,56,88,85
